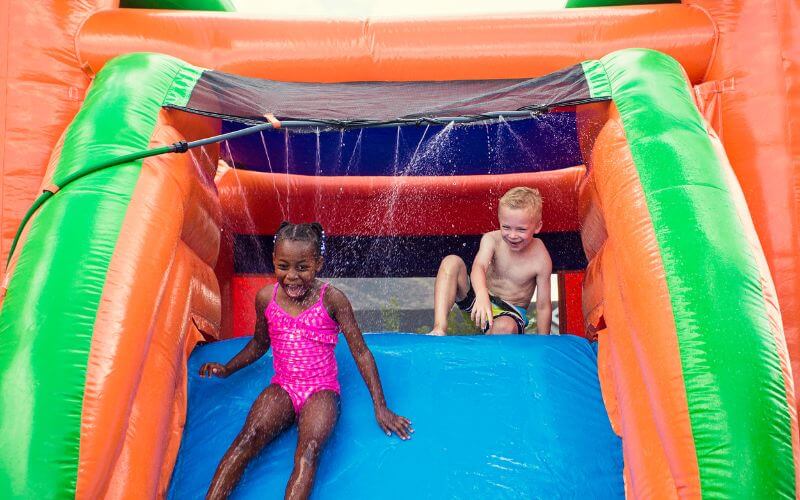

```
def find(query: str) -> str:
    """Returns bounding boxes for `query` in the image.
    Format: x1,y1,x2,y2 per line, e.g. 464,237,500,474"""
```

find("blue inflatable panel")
169,334,623,499
222,113,582,176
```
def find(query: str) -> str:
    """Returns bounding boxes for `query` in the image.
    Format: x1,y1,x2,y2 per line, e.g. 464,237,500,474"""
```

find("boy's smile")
498,206,542,252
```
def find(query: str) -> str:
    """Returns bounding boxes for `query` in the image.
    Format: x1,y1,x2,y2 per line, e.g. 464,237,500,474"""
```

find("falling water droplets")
315,127,323,217
223,139,268,273
259,130,287,221
220,113,570,331
283,129,291,214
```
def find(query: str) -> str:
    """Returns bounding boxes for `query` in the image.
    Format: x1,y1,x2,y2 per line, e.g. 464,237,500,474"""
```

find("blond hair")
499,187,543,220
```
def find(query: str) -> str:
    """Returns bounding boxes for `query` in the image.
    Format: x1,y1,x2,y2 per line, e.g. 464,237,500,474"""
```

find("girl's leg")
284,390,340,500
431,255,469,334
206,384,296,500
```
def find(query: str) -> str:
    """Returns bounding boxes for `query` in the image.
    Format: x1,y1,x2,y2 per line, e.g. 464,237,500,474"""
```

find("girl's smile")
273,239,324,303
283,283,308,299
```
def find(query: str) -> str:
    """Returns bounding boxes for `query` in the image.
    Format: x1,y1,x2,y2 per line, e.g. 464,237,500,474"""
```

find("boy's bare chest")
489,249,537,284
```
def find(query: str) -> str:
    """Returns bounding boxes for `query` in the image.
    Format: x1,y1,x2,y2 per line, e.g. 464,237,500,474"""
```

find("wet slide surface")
169,334,623,499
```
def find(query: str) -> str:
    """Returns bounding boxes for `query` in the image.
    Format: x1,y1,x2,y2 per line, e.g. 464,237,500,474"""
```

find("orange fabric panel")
687,0,800,414
586,110,701,497
103,243,217,499
777,0,800,430
168,111,223,268
158,112,222,267
692,79,728,137
165,109,221,162
581,243,605,334
157,320,205,497
102,244,192,499
0,0,116,273
76,6,714,83
76,135,187,499
576,103,610,262
76,114,221,498
578,168,607,262
600,271,678,499
181,167,223,267
595,327,619,436
216,168,585,236
216,231,236,339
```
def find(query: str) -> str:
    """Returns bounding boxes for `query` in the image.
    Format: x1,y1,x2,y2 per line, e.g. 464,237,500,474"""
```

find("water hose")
5,109,549,267
5,119,303,266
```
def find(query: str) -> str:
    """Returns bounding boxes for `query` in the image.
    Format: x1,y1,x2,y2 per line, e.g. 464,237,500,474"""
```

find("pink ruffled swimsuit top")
266,283,341,413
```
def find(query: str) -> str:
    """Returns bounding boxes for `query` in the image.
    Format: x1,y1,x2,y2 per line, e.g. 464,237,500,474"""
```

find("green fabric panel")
163,64,205,108
581,60,612,99
567,0,678,6
0,53,189,498
601,48,795,498
121,0,235,11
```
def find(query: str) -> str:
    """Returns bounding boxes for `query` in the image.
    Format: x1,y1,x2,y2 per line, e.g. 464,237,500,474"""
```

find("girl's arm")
326,287,413,440
199,287,272,378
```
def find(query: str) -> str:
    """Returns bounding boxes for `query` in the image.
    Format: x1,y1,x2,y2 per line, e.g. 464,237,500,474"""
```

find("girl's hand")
199,362,229,378
375,405,413,440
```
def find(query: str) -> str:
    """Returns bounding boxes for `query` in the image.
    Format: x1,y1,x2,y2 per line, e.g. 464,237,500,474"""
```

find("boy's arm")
201,288,271,377
534,250,553,335
327,287,412,439
470,233,496,329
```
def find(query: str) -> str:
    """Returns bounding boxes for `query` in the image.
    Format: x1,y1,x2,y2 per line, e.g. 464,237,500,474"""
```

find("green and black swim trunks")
456,283,529,334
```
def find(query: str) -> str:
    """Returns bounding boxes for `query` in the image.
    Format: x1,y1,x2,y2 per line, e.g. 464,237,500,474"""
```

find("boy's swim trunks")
455,282,529,334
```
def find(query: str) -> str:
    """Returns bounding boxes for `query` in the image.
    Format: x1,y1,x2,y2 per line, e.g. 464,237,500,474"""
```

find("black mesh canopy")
168,64,599,126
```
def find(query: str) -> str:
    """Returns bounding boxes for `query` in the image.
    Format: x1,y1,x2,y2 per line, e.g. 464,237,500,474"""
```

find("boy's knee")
440,255,465,273
488,316,519,335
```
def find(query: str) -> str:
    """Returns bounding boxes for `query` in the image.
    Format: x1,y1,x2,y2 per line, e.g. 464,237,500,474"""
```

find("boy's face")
498,205,542,252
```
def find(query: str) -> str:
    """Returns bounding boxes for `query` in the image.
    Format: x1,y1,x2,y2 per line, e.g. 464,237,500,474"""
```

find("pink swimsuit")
266,283,341,413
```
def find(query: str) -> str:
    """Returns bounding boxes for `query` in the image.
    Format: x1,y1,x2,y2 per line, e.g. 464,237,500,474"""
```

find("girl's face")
273,239,323,301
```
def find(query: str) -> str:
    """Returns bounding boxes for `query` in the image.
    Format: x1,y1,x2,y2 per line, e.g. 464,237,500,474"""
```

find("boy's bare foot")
428,328,447,336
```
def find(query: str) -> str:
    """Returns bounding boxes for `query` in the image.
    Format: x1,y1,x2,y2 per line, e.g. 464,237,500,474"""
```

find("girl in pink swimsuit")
200,222,412,500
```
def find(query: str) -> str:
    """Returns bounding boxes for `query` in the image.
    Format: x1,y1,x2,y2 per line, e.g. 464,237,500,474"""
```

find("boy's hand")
471,295,493,330
199,362,229,378
375,405,413,440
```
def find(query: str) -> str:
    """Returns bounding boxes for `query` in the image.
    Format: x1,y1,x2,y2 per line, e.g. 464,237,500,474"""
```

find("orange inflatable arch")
0,1,798,498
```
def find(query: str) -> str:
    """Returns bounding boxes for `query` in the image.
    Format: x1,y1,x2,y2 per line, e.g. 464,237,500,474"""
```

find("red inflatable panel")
217,168,585,236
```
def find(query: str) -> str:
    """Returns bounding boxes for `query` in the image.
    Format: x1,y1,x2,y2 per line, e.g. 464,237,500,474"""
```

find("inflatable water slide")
0,0,798,498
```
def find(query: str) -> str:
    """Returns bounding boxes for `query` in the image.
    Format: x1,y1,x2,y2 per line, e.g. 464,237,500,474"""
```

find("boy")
430,187,552,335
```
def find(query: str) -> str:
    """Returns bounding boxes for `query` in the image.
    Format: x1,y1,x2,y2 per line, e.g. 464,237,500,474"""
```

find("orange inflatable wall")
1,0,798,420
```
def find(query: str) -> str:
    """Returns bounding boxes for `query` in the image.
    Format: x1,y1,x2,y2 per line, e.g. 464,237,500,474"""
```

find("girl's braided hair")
273,222,326,257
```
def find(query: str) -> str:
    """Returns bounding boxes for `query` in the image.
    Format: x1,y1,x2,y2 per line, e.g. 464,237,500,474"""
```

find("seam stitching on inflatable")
687,3,720,84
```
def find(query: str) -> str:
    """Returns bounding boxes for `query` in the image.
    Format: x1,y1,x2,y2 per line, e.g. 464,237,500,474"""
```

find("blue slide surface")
169,334,623,499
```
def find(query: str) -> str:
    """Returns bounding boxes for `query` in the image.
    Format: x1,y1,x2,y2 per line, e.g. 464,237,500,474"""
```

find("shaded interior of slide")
169,334,623,499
